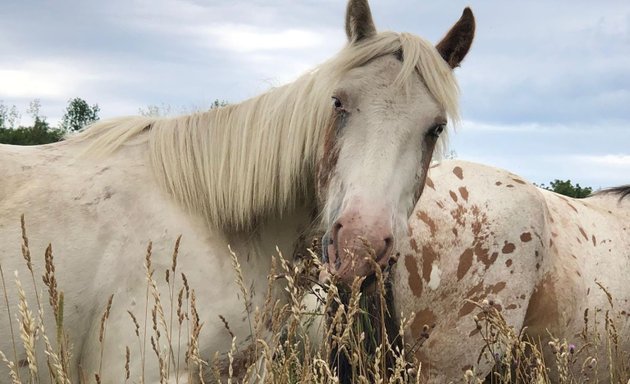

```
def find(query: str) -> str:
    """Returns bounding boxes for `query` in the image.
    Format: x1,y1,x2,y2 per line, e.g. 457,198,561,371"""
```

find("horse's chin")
321,243,383,287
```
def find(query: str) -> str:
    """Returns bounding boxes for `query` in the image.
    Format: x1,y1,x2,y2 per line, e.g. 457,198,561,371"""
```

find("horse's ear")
436,8,476,69
345,0,377,43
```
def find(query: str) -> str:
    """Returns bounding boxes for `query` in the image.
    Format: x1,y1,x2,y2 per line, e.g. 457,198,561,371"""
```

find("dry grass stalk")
1,263,22,384
15,271,39,382
97,294,114,380
0,350,22,384
3,231,630,384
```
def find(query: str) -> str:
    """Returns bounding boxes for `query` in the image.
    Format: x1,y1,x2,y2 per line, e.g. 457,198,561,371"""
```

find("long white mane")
71,32,459,230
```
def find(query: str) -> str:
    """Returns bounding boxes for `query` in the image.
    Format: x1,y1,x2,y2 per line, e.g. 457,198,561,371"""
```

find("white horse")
0,1,475,382
394,160,630,383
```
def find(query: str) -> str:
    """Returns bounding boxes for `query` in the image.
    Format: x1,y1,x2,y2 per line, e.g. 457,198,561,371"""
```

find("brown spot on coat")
404,254,423,297
524,276,561,333
426,176,435,190
449,190,458,202
450,204,467,227
579,227,588,241
511,178,526,184
409,238,420,253
495,181,502,186
458,281,507,318
502,241,516,254
316,117,341,196
591,235,596,247
520,232,532,242
422,245,438,283
411,309,437,338
505,259,513,267
417,211,437,237
457,248,473,281
458,186,469,201
490,281,506,294
459,301,477,317
560,197,578,213
465,281,484,298
453,166,464,180
475,243,495,268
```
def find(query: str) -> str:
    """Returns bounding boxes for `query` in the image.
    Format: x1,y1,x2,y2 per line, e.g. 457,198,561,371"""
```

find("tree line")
0,98,591,198
0,98,99,145
0,98,229,146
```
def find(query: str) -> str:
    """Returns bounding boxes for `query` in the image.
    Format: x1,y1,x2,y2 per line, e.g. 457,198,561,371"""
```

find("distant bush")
538,179,592,198
0,118,64,145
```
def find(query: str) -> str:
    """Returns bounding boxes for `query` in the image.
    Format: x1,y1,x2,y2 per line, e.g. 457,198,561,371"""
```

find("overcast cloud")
1,0,629,188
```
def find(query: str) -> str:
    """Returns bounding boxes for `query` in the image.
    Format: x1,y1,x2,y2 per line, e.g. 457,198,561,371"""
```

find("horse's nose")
327,208,395,285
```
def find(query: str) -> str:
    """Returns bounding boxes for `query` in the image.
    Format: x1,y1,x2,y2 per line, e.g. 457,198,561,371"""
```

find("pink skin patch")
323,202,395,285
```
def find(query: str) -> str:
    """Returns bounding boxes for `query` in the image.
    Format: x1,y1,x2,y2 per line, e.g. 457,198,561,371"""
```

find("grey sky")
1,0,628,188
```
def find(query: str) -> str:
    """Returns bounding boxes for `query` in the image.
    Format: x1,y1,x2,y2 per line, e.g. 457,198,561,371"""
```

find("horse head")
316,0,475,286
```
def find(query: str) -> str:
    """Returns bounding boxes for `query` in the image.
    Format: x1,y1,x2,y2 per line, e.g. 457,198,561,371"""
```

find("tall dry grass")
1,219,629,383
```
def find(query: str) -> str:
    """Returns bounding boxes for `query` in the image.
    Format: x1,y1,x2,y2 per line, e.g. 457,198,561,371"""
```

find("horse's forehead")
338,58,436,119
342,55,421,91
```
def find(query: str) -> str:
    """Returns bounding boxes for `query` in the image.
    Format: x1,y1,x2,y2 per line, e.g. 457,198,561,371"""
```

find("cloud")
451,119,630,188
194,24,328,53
0,0,628,188
0,60,104,99
570,154,630,168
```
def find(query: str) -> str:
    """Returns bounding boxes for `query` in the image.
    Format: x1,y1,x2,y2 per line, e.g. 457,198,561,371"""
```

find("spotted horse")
393,159,630,382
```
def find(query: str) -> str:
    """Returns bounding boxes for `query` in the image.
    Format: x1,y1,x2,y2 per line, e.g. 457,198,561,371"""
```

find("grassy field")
1,220,629,383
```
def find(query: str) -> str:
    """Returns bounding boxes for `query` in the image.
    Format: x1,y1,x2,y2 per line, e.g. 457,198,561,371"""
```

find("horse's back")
0,144,40,201
536,186,630,327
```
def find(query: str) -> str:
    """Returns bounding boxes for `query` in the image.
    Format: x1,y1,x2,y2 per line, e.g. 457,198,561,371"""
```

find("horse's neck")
227,203,318,265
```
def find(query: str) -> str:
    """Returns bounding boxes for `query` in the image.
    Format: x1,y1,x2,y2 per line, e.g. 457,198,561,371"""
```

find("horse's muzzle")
320,210,395,286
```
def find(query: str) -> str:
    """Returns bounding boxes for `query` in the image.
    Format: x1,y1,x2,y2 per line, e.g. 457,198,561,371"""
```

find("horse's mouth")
320,240,397,286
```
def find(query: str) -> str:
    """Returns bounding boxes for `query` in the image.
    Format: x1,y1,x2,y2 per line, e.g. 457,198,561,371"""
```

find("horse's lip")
325,255,374,286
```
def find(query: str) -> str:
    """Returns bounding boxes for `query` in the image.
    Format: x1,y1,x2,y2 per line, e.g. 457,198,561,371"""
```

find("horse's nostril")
332,221,343,245
379,236,394,261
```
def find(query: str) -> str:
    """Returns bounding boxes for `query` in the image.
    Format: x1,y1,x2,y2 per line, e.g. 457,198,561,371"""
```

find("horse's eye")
430,124,446,138
332,97,343,110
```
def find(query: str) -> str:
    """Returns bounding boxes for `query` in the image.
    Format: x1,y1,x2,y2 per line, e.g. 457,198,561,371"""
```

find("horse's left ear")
436,7,476,69
345,0,377,43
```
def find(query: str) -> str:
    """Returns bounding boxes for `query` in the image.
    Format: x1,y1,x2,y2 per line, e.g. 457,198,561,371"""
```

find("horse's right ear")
345,0,377,43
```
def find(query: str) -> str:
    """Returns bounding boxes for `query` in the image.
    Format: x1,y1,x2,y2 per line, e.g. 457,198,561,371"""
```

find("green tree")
60,97,100,132
540,179,592,198
0,99,64,145
0,118,64,145
27,99,43,122
0,101,21,129
210,99,228,109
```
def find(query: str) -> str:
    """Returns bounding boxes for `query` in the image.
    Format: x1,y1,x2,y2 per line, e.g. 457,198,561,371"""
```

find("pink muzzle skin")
324,206,395,286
